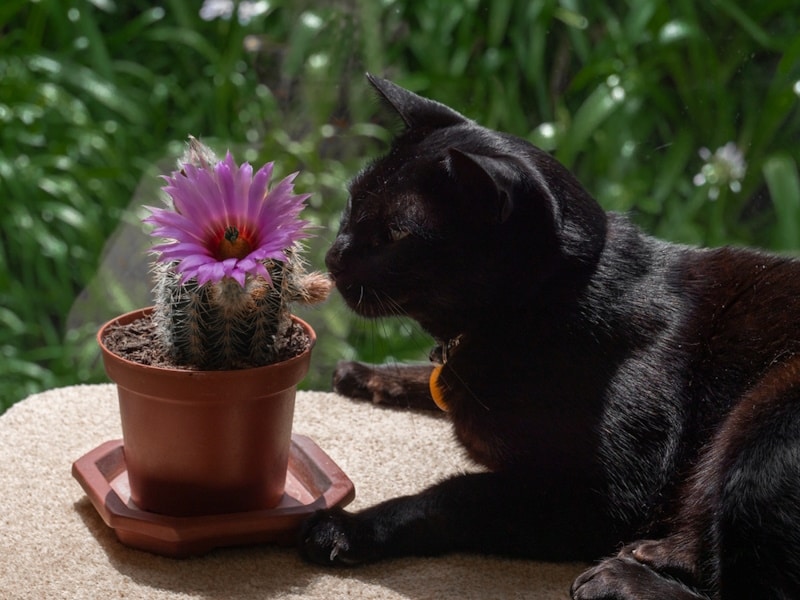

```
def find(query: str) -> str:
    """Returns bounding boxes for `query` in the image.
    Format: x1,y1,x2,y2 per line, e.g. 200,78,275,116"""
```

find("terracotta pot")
97,307,315,517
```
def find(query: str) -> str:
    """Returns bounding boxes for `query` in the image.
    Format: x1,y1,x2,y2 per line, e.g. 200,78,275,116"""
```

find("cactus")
145,137,330,370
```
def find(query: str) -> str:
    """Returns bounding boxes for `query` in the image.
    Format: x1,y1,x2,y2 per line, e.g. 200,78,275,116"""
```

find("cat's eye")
389,227,410,242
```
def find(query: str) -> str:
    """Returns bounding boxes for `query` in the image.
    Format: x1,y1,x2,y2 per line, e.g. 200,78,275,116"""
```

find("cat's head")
326,74,606,340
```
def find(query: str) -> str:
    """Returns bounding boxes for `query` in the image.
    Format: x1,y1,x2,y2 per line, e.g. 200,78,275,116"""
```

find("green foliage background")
1,0,799,413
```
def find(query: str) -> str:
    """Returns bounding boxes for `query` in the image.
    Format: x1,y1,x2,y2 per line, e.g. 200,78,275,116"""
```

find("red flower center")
217,225,253,260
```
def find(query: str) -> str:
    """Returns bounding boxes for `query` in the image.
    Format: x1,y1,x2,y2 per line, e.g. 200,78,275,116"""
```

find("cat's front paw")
333,361,437,409
299,508,378,567
571,556,701,600
332,361,378,402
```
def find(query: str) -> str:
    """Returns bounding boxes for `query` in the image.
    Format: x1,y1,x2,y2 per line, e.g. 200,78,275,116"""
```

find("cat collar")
428,335,462,412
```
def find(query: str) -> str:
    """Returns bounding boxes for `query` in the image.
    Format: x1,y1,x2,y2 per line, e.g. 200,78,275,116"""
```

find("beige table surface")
0,384,582,599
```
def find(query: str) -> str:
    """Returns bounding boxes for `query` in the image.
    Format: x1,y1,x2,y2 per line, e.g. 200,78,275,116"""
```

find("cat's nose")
325,239,347,280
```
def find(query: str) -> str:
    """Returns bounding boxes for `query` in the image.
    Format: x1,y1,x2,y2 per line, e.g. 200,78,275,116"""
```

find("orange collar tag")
429,364,449,412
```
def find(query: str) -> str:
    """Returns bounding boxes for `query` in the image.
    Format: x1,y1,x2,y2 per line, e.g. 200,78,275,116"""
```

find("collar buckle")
429,335,463,366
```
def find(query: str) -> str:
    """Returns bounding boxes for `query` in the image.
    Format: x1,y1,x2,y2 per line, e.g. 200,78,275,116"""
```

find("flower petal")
151,243,212,262
230,268,247,287
248,162,274,218
254,261,272,280
195,261,226,286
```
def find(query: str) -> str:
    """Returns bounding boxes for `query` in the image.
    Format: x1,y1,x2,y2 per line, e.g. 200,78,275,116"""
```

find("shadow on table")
74,496,582,599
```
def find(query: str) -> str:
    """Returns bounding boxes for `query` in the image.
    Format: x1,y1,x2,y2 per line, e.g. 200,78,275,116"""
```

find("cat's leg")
573,358,800,600
629,361,800,600
300,469,616,566
333,361,438,410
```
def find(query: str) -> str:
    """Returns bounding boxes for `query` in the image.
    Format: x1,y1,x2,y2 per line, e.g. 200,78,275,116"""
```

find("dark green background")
2,0,799,412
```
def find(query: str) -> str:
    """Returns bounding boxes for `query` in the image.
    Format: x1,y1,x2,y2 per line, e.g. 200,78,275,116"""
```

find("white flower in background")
200,0,270,25
692,142,747,200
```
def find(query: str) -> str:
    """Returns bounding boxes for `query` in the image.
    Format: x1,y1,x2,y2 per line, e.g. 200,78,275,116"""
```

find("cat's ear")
447,148,514,223
366,73,468,130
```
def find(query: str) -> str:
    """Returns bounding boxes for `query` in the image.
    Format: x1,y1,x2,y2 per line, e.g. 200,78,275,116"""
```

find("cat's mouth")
334,280,407,319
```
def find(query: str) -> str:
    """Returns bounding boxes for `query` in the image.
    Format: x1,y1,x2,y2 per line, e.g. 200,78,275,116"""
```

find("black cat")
300,74,800,600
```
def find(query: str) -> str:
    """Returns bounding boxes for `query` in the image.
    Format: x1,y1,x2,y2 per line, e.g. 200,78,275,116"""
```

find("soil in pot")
102,311,310,369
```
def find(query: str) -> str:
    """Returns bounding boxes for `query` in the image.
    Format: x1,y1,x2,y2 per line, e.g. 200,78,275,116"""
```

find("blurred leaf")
143,26,221,66
26,54,145,122
0,0,28,27
765,155,800,250
556,81,625,168
487,0,513,47
646,130,694,210
624,1,657,44
713,0,782,50
0,308,26,336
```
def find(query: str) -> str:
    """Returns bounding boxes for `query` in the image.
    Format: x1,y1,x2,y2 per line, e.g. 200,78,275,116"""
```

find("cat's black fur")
300,74,800,599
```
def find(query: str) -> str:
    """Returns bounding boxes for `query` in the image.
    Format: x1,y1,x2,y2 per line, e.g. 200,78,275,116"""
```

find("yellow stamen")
217,225,252,260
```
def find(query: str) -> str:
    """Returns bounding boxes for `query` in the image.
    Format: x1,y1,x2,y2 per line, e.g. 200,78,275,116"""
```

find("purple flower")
145,151,310,287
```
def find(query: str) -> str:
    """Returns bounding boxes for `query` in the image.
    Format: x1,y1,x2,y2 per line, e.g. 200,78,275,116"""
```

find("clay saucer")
72,435,355,558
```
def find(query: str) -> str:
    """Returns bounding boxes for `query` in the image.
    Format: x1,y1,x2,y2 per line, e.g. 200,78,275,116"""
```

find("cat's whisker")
376,291,405,318
368,292,399,350
374,290,431,345
356,285,365,309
